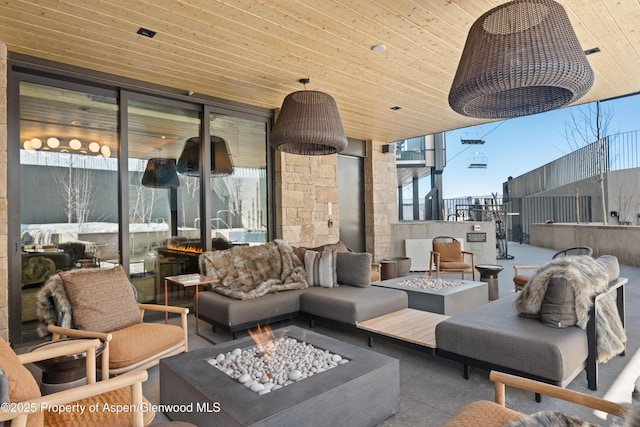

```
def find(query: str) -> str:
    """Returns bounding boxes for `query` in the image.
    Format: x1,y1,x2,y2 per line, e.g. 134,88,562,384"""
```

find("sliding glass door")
126,97,202,307
18,81,119,340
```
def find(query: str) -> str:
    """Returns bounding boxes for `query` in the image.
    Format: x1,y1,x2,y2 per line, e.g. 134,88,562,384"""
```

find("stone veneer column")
274,151,340,247
274,141,397,257
0,42,8,340
364,140,397,259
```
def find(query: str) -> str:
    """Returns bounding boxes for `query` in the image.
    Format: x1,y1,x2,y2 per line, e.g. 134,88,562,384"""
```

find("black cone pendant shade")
449,0,594,119
141,158,180,188
271,89,348,155
177,136,234,177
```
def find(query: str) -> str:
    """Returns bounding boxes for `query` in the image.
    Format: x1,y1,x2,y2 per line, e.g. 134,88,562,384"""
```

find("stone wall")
274,140,398,259
365,140,397,258
275,151,340,247
0,42,7,341
530,222,640,267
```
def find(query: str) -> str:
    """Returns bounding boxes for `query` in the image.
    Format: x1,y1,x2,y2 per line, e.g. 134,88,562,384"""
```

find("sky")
438,92,640,199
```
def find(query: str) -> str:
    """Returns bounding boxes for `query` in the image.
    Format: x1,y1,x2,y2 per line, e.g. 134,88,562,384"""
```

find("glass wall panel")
127,99,201,306
208,113,267,245
19,82,118,339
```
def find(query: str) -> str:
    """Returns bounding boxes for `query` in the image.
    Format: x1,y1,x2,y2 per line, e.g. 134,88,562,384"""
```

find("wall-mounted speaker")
382,144,396,154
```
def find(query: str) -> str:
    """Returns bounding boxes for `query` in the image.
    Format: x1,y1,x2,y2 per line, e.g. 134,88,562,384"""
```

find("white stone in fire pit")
206,336,349,395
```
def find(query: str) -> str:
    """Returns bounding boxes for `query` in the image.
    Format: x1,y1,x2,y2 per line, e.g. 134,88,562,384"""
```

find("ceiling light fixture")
371,44,387,53
449,0,594,119
23,137,111,157
270,78,348,155
136,27,156,38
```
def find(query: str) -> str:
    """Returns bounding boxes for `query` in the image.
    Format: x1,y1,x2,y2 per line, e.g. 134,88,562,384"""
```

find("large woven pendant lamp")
271,79,348,155
449,0,594,119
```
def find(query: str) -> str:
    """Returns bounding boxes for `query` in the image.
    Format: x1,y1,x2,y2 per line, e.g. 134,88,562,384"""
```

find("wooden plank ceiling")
1,0,639,145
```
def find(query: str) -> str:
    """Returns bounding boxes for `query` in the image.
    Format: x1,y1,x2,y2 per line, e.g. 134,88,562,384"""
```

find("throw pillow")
336,251,372,288
596,255,620,283
304,249,337,288
60,266,141,333
0,338,44,427
539,276,578,328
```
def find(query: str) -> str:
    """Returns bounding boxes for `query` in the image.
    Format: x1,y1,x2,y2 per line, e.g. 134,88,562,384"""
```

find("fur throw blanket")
35,274,74,338
199,240,307,300
515,255,626,363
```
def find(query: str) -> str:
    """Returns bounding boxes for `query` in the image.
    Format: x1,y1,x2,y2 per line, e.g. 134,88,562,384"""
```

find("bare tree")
564,101,618,225
52,155,97,232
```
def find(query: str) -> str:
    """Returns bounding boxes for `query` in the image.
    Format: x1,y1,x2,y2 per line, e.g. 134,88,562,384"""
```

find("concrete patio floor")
147,243,640,426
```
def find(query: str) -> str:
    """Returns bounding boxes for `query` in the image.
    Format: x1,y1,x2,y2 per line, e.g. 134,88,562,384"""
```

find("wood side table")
164,274,219,344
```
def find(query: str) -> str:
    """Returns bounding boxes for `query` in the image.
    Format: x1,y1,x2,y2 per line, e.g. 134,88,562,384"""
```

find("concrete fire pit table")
160,325,399,427
373,275,488,316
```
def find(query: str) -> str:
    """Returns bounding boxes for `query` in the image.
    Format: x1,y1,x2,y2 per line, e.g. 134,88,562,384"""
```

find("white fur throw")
199,240,308,300
515,255,626,363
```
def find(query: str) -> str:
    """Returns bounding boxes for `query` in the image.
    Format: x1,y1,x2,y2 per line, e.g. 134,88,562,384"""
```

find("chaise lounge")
435,255,627,391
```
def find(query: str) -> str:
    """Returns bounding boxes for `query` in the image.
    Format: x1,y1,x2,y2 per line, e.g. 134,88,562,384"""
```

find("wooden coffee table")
357,308,450,353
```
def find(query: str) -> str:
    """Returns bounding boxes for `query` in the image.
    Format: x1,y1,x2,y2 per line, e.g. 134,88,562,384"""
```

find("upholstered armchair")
429,236,476,280
513,246,593,292
37,266,189,380
0,337,154,427
444,371,626,426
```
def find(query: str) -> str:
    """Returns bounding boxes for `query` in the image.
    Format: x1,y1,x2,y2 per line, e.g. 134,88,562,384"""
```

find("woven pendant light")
449,0,594,119
271,80,348,155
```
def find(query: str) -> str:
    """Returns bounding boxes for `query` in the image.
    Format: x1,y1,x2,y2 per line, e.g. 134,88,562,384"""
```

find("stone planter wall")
530,223,640,267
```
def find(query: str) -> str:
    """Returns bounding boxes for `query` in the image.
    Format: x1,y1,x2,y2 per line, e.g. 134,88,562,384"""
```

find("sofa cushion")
60,266,141,333
0,338,44,427
336,252,372,288
198,289,307,328
293,240,349,263
539,276,578,328
300,286,407,324
304,249,337,288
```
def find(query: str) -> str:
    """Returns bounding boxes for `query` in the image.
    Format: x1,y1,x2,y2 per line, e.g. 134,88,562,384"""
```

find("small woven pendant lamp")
271,79,348,155
449,0,594,119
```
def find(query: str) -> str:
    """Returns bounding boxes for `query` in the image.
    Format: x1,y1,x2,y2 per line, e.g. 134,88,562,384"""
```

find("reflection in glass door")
208,113,268,245
18,82,118,340
127,98,201,307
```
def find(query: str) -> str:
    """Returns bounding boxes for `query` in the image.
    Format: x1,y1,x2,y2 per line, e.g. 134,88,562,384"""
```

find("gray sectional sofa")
197,242,408,337
435,255,627,391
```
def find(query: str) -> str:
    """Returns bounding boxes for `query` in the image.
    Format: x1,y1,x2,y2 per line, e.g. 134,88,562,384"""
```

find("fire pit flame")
248,324,277,357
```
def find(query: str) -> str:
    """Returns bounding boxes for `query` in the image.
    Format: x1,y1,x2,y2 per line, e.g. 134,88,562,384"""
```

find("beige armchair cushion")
0,338,44,427
60,266,141,333
44,387,155,427
444,400,523,426
109,323,186,369
433,241,463,262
